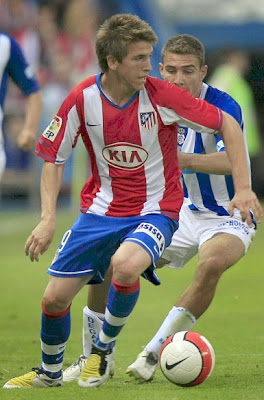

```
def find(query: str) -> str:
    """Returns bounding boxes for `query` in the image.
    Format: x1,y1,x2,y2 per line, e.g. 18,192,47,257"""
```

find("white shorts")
162,202,256,269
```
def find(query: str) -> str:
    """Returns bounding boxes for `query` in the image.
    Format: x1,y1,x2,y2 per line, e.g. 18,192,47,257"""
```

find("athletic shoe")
63,354,115,382
3,367,63,389
126,350,159,382
78,345,115,387
63,355,88,382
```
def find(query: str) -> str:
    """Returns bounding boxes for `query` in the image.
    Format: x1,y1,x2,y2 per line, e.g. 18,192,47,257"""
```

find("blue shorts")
48,213,178,285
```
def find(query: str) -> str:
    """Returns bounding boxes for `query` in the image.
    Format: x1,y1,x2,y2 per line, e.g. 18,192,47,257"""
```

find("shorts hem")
47,269,94,278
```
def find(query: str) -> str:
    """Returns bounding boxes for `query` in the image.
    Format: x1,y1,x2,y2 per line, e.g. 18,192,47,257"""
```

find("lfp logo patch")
43,116,62,142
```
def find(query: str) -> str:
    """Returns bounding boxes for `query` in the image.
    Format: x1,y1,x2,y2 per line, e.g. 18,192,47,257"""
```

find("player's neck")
100,73,138,106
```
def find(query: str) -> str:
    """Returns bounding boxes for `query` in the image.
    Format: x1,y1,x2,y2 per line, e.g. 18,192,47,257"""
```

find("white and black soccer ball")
159,331,215,387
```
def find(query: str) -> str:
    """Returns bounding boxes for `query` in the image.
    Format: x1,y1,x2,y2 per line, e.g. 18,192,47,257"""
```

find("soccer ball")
159,331,215,387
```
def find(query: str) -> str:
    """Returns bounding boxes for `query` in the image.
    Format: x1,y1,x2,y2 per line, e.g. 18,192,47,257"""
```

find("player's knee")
113,266,137,283
111,258,138,283
42,294,69,313
197,256,226,280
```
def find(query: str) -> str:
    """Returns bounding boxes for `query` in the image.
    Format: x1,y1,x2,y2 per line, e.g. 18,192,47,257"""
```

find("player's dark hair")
96,14,158,72
162,34,205,67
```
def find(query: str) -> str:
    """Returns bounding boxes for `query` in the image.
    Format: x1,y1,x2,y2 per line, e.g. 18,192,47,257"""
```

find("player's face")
159,52,208,97
114,41,153,92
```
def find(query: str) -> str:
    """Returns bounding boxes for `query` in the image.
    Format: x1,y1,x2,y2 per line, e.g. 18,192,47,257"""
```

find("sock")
145,306,196,355
95,278,140,350
82,306,104,357
40,302,71,378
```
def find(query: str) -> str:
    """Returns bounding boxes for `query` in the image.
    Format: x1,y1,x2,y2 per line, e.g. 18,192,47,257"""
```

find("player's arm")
218,111,263,224
178,151,231,175
7,35,42,150
17,91,43,151
155,81,263,225
25,161,64,262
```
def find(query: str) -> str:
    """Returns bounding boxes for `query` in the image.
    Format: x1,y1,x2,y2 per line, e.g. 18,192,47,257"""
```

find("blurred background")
1,0,264,212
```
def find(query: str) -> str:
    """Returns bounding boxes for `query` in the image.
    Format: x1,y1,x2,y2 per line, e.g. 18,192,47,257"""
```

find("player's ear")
107,55,118,71
201,64,208,80
159,62,164,78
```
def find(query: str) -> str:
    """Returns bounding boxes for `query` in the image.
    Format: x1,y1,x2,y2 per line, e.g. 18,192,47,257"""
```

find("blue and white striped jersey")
0,33,40,146
178,82,250,216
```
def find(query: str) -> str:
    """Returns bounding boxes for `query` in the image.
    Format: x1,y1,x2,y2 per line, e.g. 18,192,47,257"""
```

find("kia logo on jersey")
102,142,148,170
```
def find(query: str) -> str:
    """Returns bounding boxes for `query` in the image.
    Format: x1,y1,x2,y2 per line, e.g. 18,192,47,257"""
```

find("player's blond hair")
162,34,205,67
96,14,158,72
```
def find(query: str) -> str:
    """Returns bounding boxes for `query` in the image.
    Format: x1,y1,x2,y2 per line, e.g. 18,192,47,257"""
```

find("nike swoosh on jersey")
165,356,191,370
86,122,100,126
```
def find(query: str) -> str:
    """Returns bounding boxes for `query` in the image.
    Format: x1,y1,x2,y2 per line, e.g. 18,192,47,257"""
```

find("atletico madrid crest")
140,111,157,130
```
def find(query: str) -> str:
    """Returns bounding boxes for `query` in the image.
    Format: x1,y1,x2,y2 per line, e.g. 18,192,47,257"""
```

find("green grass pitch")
1,209,264,400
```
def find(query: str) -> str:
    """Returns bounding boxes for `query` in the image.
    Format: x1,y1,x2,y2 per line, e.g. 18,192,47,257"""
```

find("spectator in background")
0,32,42,181
37,1,72,86
62,0,100,85
0,0,40,71
38,0,71,31
40,52,73,126
0,0,37,33
209,48,262,192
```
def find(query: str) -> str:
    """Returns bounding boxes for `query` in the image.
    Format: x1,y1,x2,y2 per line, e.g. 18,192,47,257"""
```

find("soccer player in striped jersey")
4,17,262,390
126,34,258,382
0,32,42,180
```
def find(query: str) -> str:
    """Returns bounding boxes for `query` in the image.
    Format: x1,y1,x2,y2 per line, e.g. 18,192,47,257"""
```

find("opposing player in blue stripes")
0,32,42,180
63,34,258,384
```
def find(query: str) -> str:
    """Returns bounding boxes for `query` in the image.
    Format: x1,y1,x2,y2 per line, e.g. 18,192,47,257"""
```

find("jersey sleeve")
35,89,83,164
146,77,223,134
7,35,40,95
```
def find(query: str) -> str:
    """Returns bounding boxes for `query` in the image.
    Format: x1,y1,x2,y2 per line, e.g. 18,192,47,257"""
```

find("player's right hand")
25,220,56,262
228,188,263,227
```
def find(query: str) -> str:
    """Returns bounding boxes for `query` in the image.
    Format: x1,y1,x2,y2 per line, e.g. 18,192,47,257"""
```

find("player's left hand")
17,128,36,151
25,220,56,262
228,188,263,227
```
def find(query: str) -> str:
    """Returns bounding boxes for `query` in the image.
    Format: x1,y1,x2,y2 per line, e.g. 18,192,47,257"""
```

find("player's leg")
177,209,256,320
175,233,245,316
3,275,92,389
63,267,113,382
83,289,107,354
126,254,197,382
78,241,151,387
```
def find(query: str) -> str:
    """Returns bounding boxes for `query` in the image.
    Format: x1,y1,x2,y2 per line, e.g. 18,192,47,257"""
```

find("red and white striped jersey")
36,73,223,219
